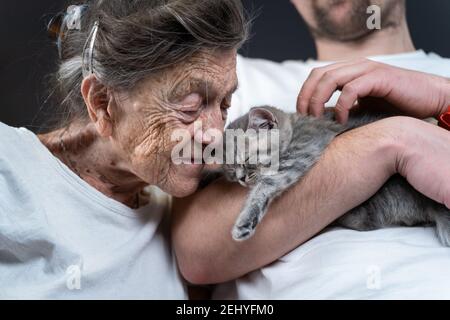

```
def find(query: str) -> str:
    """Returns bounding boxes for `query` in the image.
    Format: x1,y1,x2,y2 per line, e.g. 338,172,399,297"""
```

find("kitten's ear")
247,108,278,130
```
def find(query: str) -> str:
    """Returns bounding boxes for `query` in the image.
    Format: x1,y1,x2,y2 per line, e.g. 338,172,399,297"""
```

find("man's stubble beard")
308,0,403,42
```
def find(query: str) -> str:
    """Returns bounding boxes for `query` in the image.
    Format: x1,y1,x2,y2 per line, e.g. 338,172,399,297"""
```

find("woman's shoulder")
0,122,39,163
0,122,23,150
0,121,16,135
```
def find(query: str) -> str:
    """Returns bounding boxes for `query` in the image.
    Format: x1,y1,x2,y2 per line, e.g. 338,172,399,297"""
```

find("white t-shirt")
216,50,450,299
0,122,187,299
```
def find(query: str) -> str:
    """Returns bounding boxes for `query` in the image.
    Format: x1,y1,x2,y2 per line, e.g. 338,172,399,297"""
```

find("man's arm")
172,117,408,285
172,61,450,285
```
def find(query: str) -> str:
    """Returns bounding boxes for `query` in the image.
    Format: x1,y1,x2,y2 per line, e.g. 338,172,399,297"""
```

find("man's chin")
312,0,372,41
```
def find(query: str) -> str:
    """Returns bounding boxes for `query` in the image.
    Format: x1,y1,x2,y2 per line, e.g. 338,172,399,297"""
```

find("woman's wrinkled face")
111,49,238,197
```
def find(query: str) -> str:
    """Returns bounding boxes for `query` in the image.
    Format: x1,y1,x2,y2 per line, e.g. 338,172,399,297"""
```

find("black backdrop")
1,0,450,129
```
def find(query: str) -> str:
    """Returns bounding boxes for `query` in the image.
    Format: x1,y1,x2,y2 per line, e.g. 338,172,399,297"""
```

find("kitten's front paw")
231,216,259,241
232,225,254,241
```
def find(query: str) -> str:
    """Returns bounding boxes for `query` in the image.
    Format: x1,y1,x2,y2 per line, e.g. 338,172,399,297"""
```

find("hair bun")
66,5,88,31
47,4,88,58
47,12,65,41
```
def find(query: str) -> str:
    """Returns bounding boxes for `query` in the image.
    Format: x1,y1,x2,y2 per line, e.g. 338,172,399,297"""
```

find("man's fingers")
334,75,379,124
308,61,376,117
297,59,378,116
297,67,330,115
297,60,363,114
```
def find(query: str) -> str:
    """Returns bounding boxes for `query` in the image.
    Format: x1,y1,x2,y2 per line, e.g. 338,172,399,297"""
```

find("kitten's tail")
433,210,450,247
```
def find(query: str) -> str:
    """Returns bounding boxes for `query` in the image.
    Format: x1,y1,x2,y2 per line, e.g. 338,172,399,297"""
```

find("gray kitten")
223,106,450,244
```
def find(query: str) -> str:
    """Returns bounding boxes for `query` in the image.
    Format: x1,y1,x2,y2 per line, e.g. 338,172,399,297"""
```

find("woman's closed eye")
177,93,203,121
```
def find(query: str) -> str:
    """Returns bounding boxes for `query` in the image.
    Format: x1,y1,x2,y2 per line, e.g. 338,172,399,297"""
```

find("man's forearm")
172,118,403,285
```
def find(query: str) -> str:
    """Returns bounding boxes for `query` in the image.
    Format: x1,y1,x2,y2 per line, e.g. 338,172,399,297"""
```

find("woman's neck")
38,122,149,208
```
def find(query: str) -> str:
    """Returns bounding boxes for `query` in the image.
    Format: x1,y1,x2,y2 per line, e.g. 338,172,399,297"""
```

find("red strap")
438,106,450,131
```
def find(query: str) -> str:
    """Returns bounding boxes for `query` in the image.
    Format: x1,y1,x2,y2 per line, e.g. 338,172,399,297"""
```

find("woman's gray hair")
48,0,249,130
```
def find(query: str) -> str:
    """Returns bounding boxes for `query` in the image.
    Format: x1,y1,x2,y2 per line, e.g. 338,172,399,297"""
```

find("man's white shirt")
229,50,450,122
216,50,450,300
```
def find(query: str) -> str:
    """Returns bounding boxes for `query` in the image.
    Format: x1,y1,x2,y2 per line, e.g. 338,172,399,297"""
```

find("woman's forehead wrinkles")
190,54,225,69
150,51,238,102
190,52,236,73
173,73,231,95
170,77,207,97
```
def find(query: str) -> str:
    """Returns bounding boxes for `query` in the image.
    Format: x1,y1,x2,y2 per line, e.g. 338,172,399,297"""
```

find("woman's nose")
194,127,215,145
204,106,225,128
194,107,225,145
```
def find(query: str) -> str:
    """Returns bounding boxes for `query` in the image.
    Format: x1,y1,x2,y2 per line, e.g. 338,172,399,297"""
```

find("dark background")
1,0,450,130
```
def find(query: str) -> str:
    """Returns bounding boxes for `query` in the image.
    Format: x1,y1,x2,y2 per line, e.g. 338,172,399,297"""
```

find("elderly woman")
2,0,450,301
0,0,246,299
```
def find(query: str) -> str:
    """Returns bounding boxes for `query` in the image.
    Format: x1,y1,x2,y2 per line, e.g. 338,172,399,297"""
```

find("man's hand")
297,59,450,124
394,117,450,209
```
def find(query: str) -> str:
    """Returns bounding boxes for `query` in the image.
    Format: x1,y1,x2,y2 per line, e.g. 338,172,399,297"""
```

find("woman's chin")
167,180,201,198
163,163,204,197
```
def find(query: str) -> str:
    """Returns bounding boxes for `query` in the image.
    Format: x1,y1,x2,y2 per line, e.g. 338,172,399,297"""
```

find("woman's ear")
81,74,113,137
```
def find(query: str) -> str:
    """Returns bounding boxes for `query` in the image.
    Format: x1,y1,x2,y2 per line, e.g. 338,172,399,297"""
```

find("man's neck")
315,20,415,61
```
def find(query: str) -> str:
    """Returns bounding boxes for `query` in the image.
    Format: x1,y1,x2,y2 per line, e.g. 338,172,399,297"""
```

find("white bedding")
213,227,450,299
